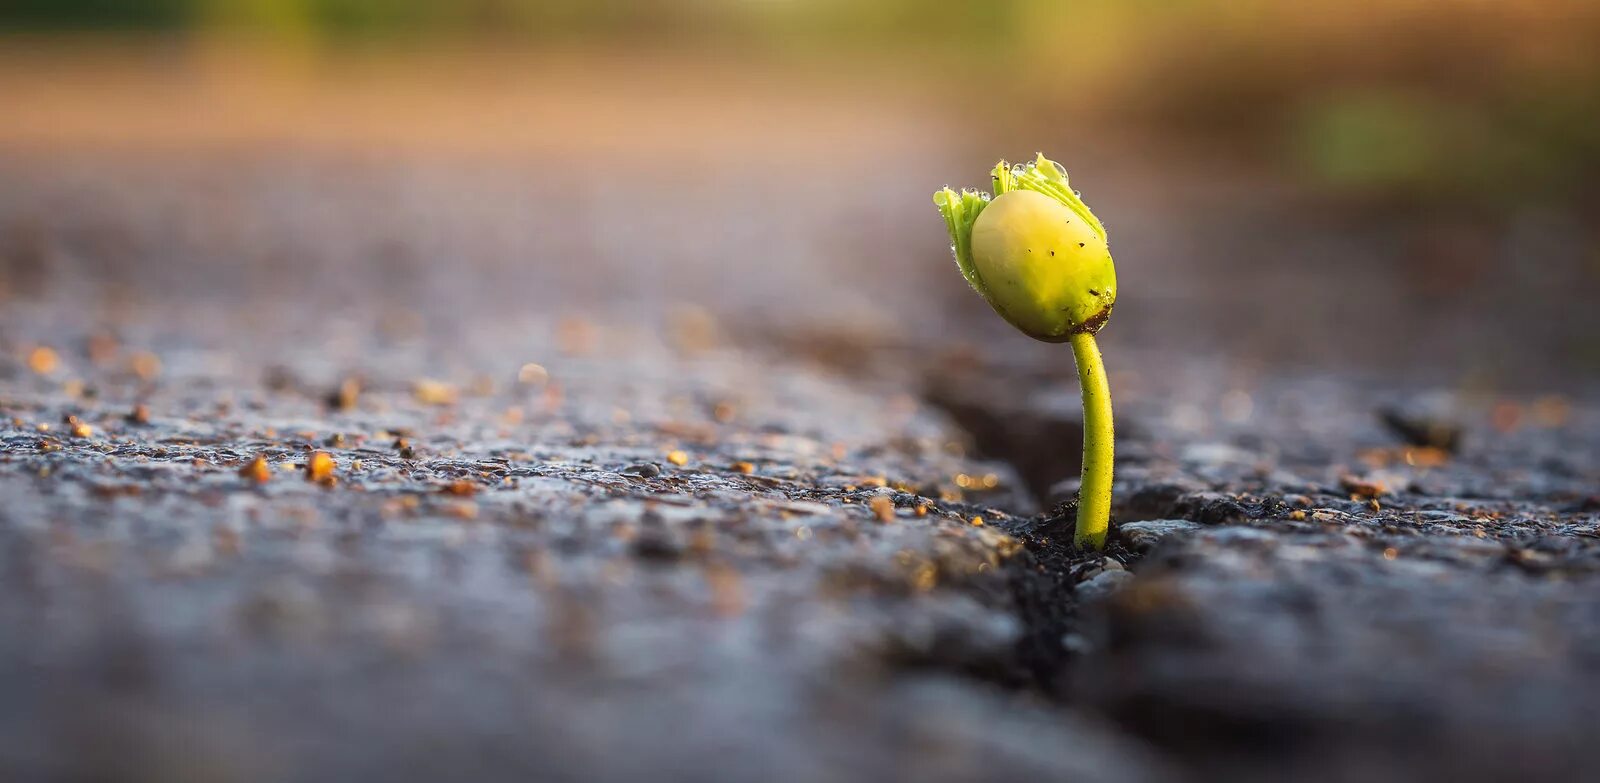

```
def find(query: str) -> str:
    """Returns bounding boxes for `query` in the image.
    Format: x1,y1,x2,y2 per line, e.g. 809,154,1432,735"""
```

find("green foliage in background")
1293,87,1600,205
0,0,1015,45
5,0,1599,207
1,0,193,30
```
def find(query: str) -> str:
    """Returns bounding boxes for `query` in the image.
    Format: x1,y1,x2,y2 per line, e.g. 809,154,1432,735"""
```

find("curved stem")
1069,333,1114,550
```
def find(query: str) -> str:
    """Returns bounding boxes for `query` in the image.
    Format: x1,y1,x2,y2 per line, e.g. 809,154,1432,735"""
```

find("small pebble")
305,452,335,482
26,346,58,375
239,456,271,484
129,351,162,380
1077,569,1135,603
1118,519,1202,552
869,495,896,523
517,363,549,387
632,529,683,561
412,379,458,406
1340,474,1388,499
328,378,361,411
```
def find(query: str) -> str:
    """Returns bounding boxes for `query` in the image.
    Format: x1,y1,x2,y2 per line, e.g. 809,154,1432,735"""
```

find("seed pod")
971,189,1116,340
934,153,1116,342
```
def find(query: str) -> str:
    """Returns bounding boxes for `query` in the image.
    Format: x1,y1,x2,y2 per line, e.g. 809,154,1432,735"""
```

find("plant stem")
1069,332,1114,550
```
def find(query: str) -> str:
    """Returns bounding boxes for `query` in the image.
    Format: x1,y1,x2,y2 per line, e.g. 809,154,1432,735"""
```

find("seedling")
934,154,1117,550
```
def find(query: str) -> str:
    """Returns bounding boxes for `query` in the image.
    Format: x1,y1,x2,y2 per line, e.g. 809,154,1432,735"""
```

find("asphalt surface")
2,146,1599,782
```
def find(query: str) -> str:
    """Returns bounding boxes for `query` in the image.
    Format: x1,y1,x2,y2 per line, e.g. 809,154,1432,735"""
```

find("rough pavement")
2,147,1599,782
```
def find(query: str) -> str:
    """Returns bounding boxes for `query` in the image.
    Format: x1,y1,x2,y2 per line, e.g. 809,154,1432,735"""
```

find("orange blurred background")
4,0,1599,388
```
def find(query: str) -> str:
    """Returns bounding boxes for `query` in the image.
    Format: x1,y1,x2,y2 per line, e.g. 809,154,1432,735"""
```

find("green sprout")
934,154,1117,550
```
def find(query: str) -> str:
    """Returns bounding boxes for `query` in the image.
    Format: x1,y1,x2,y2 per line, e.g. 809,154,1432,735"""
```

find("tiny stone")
517,363,549,386
868,495,896,523
26,346,58,375
328,378,361,411
1340,474,1389,499
623,463,661,478
239,456,271,484
632,529,683,560
1118,519,1202,552
129,351,162,380
1076,569,1135,603
304,451,335,482
412,378,458,406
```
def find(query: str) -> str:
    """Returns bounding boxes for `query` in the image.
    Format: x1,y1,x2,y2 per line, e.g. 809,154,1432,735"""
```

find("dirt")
1,144,1598,783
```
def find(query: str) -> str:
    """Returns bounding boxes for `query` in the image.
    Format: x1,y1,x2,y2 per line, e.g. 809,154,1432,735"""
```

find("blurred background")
2,0,1599,391
5,7,1600,781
